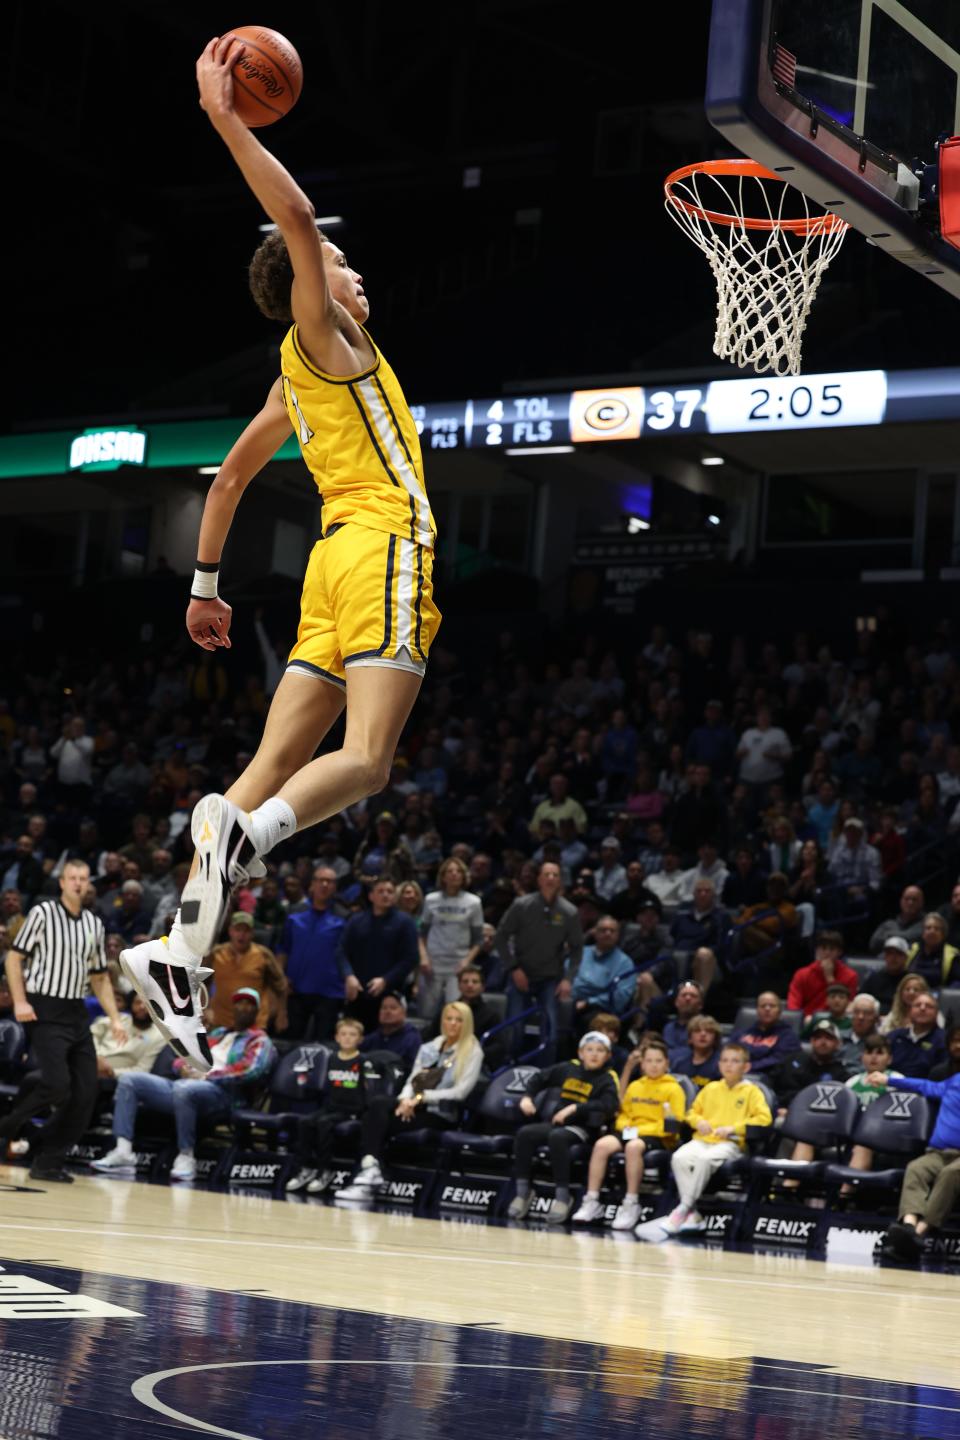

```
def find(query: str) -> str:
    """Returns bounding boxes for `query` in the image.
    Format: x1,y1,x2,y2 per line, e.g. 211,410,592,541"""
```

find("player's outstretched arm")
196,37,353,375
186,379,291,652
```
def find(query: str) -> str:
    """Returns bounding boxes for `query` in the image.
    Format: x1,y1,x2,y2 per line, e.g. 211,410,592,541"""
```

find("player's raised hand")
186,596,233,651
196,35,243,120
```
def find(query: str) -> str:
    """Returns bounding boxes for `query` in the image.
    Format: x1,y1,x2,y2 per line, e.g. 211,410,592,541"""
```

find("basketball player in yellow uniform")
119,36,440,1069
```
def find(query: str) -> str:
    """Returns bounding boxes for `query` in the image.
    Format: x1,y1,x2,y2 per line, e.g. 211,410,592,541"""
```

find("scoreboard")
409,395,569,451
410,368,960,451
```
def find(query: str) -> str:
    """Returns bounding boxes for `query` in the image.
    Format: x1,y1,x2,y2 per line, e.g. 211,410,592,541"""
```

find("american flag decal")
772,44,797,90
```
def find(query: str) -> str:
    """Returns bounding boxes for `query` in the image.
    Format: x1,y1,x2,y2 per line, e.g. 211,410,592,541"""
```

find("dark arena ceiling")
5,0,955,429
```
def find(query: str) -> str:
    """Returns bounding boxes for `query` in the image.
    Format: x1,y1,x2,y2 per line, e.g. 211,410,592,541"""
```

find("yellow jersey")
279,323,435,548
687,1079,772,1148
616,1075,687,1140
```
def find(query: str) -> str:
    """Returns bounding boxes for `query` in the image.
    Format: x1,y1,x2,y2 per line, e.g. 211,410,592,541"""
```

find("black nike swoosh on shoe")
148,960,194,1008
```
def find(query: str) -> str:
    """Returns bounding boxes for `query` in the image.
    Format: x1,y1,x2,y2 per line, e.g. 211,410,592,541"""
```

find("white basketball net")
665,164,849,377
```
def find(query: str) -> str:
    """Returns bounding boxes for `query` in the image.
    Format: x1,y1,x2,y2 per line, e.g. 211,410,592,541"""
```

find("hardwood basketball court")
1,1164,958,1439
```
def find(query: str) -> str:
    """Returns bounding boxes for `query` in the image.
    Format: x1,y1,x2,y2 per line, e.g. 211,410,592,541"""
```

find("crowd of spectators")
2,614,960,1237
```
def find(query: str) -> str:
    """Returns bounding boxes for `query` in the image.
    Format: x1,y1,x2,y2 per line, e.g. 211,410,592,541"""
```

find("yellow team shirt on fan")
616,1075,687,1144
279,323,435,548
687,1079,772,1148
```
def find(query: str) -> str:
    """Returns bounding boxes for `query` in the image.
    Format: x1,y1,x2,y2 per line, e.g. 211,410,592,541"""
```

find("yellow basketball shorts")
286,522,441,688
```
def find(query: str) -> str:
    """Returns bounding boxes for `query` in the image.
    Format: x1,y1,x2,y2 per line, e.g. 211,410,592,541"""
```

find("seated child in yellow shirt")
572,1037,687,1230
660,1040,772,1238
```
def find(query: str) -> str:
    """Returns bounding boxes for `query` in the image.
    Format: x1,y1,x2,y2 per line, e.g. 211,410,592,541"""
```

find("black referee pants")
0,996,98,1164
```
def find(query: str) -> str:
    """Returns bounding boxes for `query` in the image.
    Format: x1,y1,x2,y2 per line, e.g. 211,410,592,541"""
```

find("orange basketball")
224,26,303,127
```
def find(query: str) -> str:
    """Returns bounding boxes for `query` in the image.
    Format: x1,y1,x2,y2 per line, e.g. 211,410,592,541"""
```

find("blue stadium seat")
940,987,960,1025
232,1044,328,1147
846,957,883,983
823,1090,933,1198
750,1082,860,1186
732,1005,804,1036
439,1065,542,1161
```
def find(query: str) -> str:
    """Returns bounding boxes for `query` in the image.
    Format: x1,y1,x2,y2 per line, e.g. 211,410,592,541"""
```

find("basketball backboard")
706,0,960,297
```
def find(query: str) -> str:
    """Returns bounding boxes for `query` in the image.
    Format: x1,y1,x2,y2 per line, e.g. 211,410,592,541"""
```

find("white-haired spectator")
869,885,926,954
826,816,882,897
593,838,628,901
679,841,729,904
841,993,882,1066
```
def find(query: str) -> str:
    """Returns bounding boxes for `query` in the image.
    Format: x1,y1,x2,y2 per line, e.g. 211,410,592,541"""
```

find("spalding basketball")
225,26,303,127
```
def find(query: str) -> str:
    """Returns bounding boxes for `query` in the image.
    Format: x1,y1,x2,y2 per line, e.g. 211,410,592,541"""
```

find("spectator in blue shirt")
685,700,737,781
670,878,726,955
600,708,639,799
102,880,153,944
658,981,707,1065
888,990,948,1077
277,866,348,1040
876,1068,960,1260
731,991,801,1075
806,779,840,848
360,991,422,1072
570,915,637,1024
342,876,420,1030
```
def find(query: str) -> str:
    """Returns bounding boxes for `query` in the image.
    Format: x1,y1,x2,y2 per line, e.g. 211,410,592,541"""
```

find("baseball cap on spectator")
600,836,621,852
826,983,850,997
232,987,261,1005
638,898,662,915
809,1020,840,1040
230,911,254,928
843,817,864,831
883,936,910,956
382,991,408,1009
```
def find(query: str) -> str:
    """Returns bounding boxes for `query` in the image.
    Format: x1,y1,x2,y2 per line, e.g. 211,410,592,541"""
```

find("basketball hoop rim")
664,158,849,235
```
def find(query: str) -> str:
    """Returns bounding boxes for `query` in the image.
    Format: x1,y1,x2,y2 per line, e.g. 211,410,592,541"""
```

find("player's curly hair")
248,227,328,322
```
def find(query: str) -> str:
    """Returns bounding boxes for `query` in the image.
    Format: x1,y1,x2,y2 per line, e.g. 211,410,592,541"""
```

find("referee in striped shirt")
0,859,125,1183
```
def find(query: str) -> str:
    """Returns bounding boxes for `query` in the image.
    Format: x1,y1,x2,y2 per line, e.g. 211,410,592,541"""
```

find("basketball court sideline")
1,1168,958,1439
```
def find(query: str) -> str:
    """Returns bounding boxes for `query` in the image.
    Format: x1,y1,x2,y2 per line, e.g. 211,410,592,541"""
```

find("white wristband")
191,566,219,600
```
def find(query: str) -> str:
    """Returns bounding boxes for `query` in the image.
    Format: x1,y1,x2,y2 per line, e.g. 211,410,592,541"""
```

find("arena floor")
1,1166,957,1439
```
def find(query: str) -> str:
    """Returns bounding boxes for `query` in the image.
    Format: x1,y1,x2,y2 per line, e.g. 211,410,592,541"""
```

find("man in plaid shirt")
92,986,275,1182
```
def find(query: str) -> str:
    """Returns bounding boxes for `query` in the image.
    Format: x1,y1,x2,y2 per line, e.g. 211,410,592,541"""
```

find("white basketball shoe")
179,795,263,958
119,937,214,1073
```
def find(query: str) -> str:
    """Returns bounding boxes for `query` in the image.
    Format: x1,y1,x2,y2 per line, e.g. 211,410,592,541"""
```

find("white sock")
168,910,202,966
115,1137,132,1157
247,796,297,855
178,1149,194,1160
360,1155,379,1170
586,1190,599,1201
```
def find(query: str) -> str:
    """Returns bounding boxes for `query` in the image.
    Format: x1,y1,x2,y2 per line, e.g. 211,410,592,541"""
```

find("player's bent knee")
349,750,392,796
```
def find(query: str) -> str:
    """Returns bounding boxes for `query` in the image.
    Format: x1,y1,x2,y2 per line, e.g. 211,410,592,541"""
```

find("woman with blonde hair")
417,856,484,1023
396,880,425,923
336,1001,483,1199
879,973,936,1035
